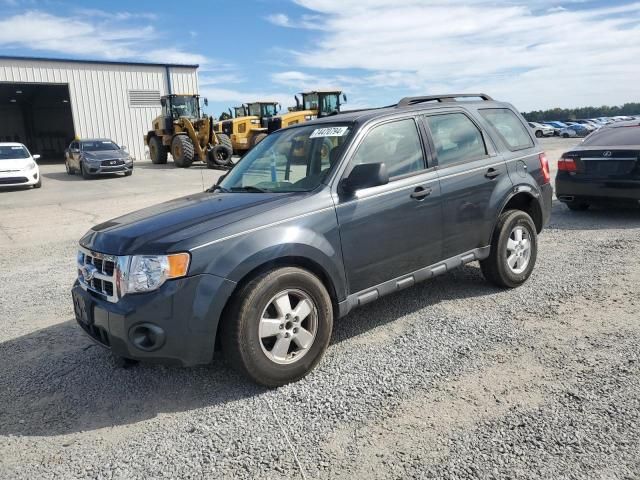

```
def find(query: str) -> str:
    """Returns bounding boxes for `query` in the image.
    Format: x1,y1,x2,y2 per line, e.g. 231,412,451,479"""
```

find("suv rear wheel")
221,267,333,387
480,210,538,288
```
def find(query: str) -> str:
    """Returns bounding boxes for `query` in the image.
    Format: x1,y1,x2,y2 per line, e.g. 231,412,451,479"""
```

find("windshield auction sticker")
310,127,349,138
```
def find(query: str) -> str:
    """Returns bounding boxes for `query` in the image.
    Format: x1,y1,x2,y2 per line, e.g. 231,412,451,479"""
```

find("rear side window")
424,113,487,167
480,108,534,151
350,118,425,178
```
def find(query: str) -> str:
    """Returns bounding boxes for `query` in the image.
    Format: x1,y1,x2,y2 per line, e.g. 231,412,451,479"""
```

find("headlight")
26,161,36,170
125,253,190,294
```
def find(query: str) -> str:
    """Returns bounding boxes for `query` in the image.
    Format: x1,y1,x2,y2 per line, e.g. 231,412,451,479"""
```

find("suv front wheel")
221,267,333,387
480,210,538,288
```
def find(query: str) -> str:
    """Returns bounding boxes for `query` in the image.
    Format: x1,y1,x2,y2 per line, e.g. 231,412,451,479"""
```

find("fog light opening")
129,323,166,352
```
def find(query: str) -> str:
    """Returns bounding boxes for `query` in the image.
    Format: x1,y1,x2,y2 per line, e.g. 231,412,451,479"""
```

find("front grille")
222,120,233,136
100,159,125,167
0,176,28,185
78,247,119,303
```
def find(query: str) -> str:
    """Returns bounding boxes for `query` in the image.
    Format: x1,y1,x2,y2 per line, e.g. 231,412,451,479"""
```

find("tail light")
558,156,577,172
539,153,550,183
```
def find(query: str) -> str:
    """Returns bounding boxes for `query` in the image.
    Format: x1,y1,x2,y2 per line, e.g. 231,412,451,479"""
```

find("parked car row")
532,116,640,139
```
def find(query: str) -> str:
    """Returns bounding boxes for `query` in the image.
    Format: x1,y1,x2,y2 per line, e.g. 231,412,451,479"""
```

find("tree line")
522,103,640,122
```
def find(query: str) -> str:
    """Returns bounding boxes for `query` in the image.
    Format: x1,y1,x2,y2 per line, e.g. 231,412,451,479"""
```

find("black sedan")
556,121,640,210
65,139,133,179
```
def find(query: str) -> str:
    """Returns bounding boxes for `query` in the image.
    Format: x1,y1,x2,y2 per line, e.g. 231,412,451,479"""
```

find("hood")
80,191,306,255
0,158,33,172
83,150,128,160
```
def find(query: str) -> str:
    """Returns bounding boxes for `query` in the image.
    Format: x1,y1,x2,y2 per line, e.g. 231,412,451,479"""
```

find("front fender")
189,211,347,301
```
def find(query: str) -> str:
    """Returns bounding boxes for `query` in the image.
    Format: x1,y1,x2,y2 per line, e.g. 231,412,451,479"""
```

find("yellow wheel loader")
214,101,280,155
266,90,346,134
145,94,233,169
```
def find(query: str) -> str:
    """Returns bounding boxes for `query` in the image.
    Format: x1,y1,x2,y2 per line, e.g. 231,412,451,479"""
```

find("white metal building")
0,56,199,162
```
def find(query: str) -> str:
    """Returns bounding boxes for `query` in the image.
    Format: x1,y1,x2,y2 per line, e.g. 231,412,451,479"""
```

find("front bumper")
0,169,39,186
556,174,640,204
85,162,133,175
72,273,236,366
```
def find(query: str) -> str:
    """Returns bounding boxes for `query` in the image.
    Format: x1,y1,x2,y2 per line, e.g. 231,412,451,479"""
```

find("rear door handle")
410,186,432,200
485,168,501,179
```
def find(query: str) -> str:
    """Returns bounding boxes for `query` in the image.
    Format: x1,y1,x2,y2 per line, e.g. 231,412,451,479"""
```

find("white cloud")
267,13,292,27
277,0,640,110
0,10,205,65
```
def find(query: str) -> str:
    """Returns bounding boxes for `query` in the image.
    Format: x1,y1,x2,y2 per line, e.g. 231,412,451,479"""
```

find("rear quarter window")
479,108,534,151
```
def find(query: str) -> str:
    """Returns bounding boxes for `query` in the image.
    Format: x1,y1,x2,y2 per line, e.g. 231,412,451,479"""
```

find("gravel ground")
1,137,639,479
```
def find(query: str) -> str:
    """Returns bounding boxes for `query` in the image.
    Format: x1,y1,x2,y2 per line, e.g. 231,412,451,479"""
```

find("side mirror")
342,163,389,193
121,145,128,151
343,93,347,102
32,154,41,160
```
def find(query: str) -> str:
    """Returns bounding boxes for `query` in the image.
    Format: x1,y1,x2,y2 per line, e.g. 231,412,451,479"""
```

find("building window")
128,90,161,107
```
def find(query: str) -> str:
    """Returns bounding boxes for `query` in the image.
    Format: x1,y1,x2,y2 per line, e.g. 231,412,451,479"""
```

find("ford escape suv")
72,94,552,387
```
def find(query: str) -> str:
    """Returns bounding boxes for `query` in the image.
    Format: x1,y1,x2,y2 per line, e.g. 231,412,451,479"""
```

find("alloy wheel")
258,289,318,365
506,226,531,274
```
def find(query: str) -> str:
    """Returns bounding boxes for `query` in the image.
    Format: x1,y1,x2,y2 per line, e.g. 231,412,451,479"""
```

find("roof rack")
397,93,493,107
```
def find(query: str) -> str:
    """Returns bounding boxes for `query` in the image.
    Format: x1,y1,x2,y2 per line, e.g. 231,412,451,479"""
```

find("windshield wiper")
207,185,230,193
229,186,270,193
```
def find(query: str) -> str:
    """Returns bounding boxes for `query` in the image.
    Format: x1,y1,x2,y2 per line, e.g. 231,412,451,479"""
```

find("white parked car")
528,122,554,138
0,143,42,188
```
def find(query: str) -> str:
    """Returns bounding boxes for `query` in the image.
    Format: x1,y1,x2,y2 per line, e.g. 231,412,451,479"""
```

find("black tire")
217,133,233,152
207,144,233,168
33,176,42,188
220,267,333,387
480,210,538,288
149,136,168,164
535,130,543,138
171,135,194,168
80,162,92,180
124,169,133,177
562,133,570,138
65,160,75,175
251,133,267,148
567,202,589,211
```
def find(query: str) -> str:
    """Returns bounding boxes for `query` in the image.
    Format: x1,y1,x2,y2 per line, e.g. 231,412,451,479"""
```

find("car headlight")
26,161,37,170
125,253,190,294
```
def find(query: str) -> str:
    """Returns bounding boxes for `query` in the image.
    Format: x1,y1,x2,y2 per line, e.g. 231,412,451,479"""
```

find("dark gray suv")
72,94,552,386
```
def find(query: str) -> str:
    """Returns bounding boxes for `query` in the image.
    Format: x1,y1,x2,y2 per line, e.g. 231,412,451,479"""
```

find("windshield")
220,123,352,193
234,107,246,118
303,93,319,111
82,141,120,152
170,96,199,118
0,145,29,160
262,104,278,117
320,94,340,115
582,125,640,146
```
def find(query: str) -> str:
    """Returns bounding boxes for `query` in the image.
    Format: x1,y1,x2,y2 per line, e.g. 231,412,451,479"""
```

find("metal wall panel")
0,58,199,161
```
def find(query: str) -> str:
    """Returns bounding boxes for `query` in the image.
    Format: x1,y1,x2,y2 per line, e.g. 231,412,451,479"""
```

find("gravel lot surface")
1,137,639,479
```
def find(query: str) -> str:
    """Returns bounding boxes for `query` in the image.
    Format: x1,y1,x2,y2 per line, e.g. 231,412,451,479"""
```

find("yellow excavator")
214,101,280,154
265,90,346,134
145,94,233,169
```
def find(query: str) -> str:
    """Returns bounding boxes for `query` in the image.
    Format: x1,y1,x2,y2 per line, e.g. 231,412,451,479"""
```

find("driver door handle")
410,186,432,200
485,168,501,179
